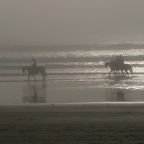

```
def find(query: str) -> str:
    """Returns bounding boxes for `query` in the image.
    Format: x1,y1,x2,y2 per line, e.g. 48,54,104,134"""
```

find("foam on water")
0,44,143,79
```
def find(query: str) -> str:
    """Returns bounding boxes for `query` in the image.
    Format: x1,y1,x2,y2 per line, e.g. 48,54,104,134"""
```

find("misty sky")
0,0,144,45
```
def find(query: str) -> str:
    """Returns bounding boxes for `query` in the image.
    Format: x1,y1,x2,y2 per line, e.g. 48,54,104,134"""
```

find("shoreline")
1,102,144,111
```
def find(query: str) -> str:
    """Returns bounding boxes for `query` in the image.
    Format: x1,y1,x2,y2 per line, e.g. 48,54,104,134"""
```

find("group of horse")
105,61,133,77
21,60,133,81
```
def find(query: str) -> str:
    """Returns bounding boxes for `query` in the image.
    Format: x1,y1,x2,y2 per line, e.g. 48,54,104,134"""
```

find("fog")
0,0,144,45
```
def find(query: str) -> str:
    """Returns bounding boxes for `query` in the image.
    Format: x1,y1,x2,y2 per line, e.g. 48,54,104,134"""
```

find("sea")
1,44,144,105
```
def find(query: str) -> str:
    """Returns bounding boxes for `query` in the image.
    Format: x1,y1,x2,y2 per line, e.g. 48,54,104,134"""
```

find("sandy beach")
0,104,144,144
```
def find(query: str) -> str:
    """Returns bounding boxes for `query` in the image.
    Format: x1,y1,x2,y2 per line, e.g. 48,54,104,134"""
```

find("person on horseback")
105,55,132,77
111,55,116,62
32,58,37,68
115,55,124,65
119,55,124,65
116,56,119,64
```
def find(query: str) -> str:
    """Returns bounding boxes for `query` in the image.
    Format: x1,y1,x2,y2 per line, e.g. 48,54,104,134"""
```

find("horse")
22,66,46,81
105,61,133,77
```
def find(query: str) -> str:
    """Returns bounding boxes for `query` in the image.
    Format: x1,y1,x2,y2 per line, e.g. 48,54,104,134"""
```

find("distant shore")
0,104,144,144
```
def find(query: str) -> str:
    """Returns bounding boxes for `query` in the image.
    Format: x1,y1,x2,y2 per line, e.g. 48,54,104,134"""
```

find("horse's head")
22,66,26,73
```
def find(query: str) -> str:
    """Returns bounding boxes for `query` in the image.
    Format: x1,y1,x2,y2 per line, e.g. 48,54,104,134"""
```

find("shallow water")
0,73,144,105
0,44,144,105
0,44,144,75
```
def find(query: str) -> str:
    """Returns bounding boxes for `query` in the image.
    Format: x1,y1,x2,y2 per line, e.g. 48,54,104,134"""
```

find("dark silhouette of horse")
22,66,46,81
105,61,133,77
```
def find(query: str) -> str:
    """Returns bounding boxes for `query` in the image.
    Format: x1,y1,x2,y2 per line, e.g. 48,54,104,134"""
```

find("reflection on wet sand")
105,88,129,102
23,82,46,103
105,76,133,102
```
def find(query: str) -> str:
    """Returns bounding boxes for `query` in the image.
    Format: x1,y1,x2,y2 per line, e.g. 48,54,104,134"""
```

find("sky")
0,0,144,45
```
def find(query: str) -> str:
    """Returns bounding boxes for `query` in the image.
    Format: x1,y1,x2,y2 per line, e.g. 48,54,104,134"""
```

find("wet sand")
0,104,144,144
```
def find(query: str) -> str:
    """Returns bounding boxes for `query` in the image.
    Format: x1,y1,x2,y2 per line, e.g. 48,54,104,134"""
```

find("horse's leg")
41,72,45,81
33,75,36,81
115,70,119,75
28,74,30,81
114,71,116,77
109,70,112,77
126,70,129,77
121,70,124,75
43,74,45,81
114,70,118,77
44,70,47,81
129,67,133,74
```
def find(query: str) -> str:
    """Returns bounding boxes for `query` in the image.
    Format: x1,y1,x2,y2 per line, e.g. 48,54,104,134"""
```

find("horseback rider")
116,56,119,63
114,55,124,65
119,55,124,65
23,59,46,81
32,58,37,68
111,55,116,63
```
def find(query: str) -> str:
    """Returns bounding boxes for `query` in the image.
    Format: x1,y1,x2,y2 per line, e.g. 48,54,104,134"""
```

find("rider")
116,56,119,64
119,55,124,65
111,55,116,62
32,58,37,68
115,55,124,65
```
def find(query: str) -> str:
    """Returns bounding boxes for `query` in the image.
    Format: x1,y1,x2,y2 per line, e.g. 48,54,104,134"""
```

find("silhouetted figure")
111,55,116,62
116,56,119,64
32,58,37,68
119,55,124,65
115,55,124,66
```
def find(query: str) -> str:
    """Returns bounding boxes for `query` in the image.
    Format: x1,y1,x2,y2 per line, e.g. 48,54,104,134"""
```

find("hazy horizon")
1,0,144,45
